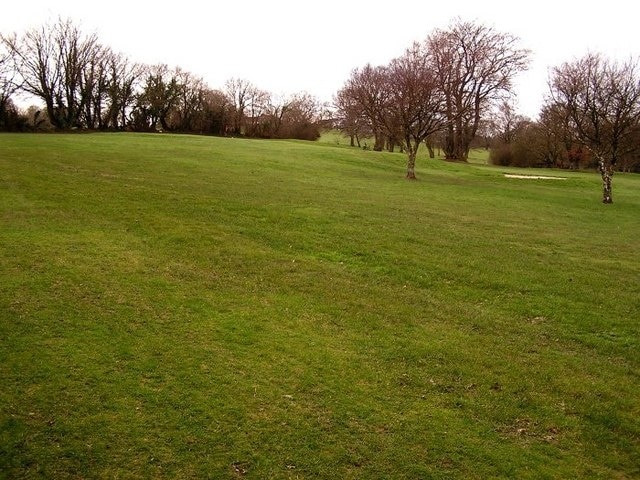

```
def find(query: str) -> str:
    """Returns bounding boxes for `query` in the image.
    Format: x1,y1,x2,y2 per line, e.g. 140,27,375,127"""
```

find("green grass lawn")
1,132,638,479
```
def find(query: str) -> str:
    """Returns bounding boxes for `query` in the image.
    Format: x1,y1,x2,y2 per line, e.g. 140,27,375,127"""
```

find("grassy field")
1,132,638,478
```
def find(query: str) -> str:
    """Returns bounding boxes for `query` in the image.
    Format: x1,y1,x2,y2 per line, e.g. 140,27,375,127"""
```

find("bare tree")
132,64,180,131
339,64,390,150
334,86,368,147
2,24,62,127
200,88,233,135
57,20,102,128
224,78,256,135
547,53,640,203
245,87,270,137
2,18,104,129
386,43,446,179
0,37,22,129
0,40,19,100
261,93,291,138
428,19,530,161
167,69,208,132
279,92,323,140
537,102,587,169
104,53,143,130
490,100,529,145
248,92,323,140
79,44,112,129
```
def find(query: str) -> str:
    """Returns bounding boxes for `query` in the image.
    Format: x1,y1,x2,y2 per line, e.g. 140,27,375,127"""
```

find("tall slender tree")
386,43,446,179
224,78,255,135
334,86,368,147
104,53,142,130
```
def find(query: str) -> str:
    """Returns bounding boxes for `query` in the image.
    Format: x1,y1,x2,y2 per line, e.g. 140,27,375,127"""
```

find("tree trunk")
452,125,471,161
406,149,417,180
373,130,385,151
443,125,456,159
456,139,470,162
599,158,614,204
425,140,435,159
44,99,60,129
387,137,395,152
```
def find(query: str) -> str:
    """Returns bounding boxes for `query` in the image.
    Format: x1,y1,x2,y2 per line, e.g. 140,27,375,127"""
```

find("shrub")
489,143,514,166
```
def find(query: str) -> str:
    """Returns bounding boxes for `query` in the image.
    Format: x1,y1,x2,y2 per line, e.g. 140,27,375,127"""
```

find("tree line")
488,54,640,202
2,18,639,203
0,18,326,139
334,19,530,173
333,18,640,203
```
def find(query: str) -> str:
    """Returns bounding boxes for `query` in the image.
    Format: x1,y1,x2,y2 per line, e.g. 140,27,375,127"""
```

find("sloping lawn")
1,133,638,478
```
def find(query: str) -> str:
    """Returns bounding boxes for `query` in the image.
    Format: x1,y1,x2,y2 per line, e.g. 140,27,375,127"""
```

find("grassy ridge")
1,133,638,478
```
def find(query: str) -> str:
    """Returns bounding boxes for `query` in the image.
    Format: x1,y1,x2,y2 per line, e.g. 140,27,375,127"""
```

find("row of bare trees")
488,54,640,203
335,19,640,203
3,18,638,202
1,20,139,130
334,19,531,178
222,78,325,139
0,18,325,138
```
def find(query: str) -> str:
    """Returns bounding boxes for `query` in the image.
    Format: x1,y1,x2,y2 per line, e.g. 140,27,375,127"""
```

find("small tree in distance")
337,65,390,151
385,43,446,179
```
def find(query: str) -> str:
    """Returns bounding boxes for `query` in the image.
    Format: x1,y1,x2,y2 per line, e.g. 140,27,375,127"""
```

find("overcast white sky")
2,0,638,118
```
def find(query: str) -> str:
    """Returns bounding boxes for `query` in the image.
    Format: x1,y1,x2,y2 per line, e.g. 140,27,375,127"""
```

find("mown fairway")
1,133,638,478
